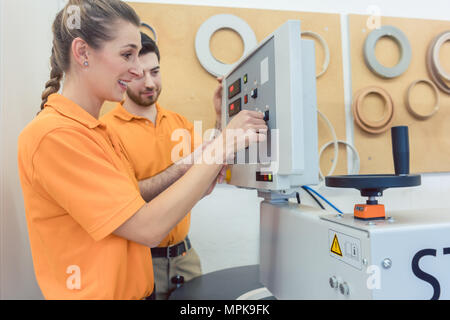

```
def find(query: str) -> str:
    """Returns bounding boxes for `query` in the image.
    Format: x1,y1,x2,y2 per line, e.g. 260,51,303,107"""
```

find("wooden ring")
406,79,440,120
352,86,394,134
426,32,450,95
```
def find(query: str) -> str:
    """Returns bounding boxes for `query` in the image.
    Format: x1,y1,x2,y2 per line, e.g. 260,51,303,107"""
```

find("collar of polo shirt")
45,94,104,129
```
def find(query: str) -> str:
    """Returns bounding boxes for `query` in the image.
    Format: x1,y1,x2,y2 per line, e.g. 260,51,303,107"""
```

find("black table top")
169,265,274,300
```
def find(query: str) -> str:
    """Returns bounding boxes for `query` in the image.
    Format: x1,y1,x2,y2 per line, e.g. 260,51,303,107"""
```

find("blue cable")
302,185,343,215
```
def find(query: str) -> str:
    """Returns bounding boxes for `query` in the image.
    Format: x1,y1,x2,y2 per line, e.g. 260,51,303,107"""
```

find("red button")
264,175,267,181
244,95,248,104
230,104,234,111
230,85,234,92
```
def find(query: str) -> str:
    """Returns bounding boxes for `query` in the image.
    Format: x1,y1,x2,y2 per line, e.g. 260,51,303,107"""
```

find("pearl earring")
83,61,89,67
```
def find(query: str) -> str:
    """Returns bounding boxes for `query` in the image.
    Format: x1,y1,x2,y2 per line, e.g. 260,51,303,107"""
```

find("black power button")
250,88,258,99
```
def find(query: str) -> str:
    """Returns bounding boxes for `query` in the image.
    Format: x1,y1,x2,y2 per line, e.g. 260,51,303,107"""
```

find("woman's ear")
71,37,90,67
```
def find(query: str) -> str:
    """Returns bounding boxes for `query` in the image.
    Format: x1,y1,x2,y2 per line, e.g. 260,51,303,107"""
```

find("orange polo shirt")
101,102,200,247
17,94,153,300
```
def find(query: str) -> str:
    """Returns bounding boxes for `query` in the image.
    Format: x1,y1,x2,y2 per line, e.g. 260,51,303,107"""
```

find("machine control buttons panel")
329,230,362,270
223,36,277,180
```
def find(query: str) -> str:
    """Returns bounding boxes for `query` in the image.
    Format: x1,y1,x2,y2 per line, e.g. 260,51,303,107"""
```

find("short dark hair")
140,32,160,61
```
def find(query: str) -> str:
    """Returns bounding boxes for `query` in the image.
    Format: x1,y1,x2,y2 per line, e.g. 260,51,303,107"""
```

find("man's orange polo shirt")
101,102,199,247
17,94,153,299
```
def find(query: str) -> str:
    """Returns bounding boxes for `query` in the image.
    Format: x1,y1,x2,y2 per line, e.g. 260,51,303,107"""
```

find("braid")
40,48,63,111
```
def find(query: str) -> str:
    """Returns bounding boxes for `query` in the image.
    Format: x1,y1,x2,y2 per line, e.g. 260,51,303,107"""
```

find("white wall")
129,0,450,20
0,0,449,299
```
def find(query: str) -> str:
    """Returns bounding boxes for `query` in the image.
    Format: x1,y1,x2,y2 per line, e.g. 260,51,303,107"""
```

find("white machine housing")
221,20,318,191
260,201,450,300
218,18,448,301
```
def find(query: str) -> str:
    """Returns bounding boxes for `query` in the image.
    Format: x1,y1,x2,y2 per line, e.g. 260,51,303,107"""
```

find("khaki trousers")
152,247,202,300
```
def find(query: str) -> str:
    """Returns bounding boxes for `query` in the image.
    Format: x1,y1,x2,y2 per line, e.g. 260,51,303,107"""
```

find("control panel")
222,20,319,191
224,37,276,166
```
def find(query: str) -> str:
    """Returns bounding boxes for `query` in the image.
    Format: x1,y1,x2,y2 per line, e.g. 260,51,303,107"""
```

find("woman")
17,0,266,300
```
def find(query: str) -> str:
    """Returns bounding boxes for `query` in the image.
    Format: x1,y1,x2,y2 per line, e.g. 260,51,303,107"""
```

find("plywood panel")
100,3,348,175
350,14,450,174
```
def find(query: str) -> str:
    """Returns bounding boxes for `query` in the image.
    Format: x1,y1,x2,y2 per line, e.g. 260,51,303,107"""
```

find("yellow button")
225,169,232,183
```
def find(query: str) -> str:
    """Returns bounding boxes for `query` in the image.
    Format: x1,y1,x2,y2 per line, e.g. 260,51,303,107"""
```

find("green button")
244,74,248,83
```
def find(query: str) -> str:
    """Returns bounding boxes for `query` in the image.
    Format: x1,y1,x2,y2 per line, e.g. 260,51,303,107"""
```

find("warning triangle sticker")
331,234,343,256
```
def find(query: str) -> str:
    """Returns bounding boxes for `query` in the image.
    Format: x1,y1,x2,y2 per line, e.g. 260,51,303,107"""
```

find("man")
101,33,223,299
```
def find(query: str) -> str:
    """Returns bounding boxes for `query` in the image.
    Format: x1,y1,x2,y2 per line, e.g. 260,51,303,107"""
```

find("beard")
126,86,161,107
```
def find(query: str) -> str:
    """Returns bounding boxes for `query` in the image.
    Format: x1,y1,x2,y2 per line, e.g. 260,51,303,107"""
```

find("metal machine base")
260,201,450,300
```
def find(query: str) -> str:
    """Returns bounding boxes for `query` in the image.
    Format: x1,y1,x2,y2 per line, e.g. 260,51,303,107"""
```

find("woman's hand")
226,109,267,132
209,110,268,164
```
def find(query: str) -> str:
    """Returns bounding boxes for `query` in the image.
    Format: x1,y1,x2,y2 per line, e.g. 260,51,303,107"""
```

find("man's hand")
203,165,227,198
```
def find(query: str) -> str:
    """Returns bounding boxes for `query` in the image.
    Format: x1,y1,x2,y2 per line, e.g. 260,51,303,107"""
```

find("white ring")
319,140,360,176
141,22,158,44
363,25,412,79
195,14,257,77
301,31,330,78
318,110,338,183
